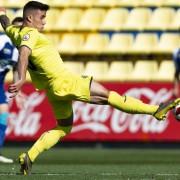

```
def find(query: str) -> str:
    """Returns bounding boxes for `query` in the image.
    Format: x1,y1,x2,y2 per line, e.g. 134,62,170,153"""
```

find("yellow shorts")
46,74,92,119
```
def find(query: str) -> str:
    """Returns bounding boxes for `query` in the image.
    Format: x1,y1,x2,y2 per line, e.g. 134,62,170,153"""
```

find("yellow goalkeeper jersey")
5,25,68,89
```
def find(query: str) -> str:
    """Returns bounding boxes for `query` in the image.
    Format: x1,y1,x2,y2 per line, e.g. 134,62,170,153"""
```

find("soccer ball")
174,104,180,121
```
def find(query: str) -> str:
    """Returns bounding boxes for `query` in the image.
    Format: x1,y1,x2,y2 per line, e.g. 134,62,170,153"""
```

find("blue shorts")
0,71,8,104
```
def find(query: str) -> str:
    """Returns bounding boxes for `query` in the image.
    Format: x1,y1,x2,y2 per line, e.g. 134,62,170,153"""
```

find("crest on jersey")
23,34,30,41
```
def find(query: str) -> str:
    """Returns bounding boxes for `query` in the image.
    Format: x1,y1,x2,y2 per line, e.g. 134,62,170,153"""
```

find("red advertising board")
5,82,180,142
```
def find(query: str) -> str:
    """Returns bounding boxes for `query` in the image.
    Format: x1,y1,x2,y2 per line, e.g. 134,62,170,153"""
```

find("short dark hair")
23,1,49,15
12,17,23,25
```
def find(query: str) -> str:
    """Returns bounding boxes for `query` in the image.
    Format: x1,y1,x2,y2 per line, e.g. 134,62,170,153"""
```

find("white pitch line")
100,172,122,176
156,173,179,176
0,173,17,176
0,173,78,176
0,172,123,176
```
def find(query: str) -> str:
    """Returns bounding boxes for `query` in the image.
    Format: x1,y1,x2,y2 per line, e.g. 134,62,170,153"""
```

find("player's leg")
89,80,180,120
89,80,158,113
73,77,161,118
0,84,13,163
0,104,8,149
27,114,73,162
19,123,72,175
19,99,73,175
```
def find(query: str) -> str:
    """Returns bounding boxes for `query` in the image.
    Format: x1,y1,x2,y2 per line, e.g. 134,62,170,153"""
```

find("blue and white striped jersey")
0,33,18,73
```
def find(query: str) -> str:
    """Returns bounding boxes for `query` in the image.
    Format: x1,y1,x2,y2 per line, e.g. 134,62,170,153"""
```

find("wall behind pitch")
5,82,180,142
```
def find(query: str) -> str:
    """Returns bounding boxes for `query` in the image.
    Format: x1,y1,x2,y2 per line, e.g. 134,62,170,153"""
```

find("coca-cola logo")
6,86,173,139
6,92,45,136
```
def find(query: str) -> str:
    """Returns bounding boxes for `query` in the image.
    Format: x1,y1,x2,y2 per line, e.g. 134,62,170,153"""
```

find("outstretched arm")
8,46,31,98
0,7,10,30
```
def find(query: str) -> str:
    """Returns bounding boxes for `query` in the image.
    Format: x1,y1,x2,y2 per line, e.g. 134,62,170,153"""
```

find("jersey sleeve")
11,47,19,63
20,29,38,50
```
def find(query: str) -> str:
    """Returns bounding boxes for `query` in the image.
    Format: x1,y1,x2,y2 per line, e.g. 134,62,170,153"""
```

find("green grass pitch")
0,146,180,180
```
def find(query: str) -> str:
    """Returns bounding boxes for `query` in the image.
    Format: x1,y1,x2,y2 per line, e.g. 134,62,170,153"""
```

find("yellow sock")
28,126,71,162
108,91,158,115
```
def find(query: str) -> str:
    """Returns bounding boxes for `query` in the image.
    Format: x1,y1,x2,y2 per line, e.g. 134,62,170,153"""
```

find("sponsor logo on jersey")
23,34,30,41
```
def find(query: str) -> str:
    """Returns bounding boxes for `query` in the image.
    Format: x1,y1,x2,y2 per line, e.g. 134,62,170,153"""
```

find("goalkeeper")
0,1,179,175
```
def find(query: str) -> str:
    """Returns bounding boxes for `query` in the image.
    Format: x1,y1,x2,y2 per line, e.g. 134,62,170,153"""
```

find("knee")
57,112,73,127
55,125,72,137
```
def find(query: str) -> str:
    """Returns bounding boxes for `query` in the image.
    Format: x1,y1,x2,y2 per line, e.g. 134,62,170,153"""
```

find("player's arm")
12,65,27,108
8,46,31,98
0,8,10,31
12,65,19,83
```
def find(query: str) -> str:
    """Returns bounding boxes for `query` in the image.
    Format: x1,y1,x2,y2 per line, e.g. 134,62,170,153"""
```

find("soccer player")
0,1,179,174
173,48,180,97
0,17,23,163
